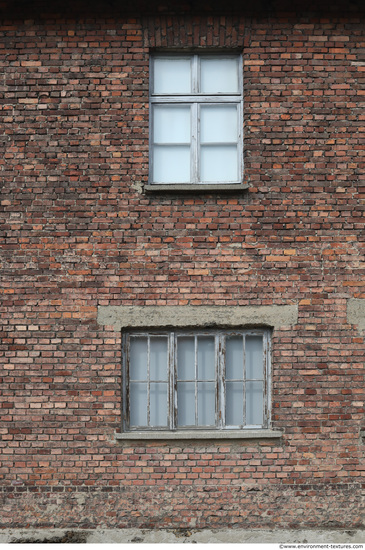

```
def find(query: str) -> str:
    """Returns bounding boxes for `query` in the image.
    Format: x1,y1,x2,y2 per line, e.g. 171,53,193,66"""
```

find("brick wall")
1,0,364,529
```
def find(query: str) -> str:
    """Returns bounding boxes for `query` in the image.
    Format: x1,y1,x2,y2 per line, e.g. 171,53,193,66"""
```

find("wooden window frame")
122,328,271,433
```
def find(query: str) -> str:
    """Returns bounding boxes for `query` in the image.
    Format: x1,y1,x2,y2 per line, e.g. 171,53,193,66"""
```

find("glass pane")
246,381,264,426
226,381,244,426
246,336,264,379
197,336,215,380
153,105,191,144
153,145,191,183
177,337,195,380
200,105,238,144
200,57,239,93
150,337,168,381
150,383,168,427
153,57,191,94
129,337,147,380
226,336,243,380
177,381,195,426
198,382,215,426
200,145,238,182
130,382,147,427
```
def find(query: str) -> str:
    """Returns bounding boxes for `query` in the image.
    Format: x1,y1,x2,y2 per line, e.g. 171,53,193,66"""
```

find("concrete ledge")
97,304,298,330
347,298,365,331
115,429,283,441
2,528,365,544
144,183,248,193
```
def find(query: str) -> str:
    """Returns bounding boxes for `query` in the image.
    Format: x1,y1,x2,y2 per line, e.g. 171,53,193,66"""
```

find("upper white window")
150,54,243,186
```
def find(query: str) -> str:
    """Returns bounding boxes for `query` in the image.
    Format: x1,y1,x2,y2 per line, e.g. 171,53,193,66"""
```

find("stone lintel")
97,304,298,330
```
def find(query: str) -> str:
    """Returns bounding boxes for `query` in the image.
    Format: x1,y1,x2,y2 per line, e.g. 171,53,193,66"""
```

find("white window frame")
122,328,271,433
149,53,244,187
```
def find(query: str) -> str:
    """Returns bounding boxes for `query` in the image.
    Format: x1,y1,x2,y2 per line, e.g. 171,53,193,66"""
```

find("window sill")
115,429,283,441
144,183,249,193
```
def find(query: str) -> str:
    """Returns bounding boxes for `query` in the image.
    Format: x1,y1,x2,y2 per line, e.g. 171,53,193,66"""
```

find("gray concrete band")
2,528,365,544
97,304,299,330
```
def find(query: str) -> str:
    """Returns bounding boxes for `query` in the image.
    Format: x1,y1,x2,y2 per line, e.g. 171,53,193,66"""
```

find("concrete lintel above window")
97,304,298,331
115,429,283,441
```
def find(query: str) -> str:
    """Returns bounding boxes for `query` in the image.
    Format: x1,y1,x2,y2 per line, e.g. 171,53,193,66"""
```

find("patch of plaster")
347,299,365,331
131,181,144,194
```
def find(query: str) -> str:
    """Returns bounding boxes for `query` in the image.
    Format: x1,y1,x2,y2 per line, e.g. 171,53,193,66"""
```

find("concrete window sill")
115,429,283,441
144,183,249,193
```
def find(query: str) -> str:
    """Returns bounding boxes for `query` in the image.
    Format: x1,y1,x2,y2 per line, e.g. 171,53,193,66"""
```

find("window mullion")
147,336,151,427
192,55,198,183
123,333,129,432
239,99,244,184
150,95,241,103
263,331,269,429
243,334,246,427
170,332,176,430
192,103,198,183
218,334,224,429
192,54,198,93
194,335,198,427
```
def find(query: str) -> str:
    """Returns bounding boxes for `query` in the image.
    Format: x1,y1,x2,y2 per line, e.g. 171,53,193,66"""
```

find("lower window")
122,329,271,432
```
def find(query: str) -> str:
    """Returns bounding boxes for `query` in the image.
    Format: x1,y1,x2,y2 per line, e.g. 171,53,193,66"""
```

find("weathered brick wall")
1,0,364,529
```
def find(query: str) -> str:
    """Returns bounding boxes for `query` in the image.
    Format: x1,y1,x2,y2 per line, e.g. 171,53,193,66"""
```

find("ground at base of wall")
0,528,364,544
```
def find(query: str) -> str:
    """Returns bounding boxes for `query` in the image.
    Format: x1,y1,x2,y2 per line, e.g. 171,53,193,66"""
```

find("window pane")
130,382,147,427
153,57,191,94
153,145,191,183
200,57,239,93
200,105,238,144
246,381,264,426
153,105,191,144
226,336,244,380
129,337,147,380
200,145,238,182
198,382,215,426
246,336,264,380
197,336,215,380
150,337,168,381
226,381,244,426
177,337,195,380
150,382,168,427
177,381,195,426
